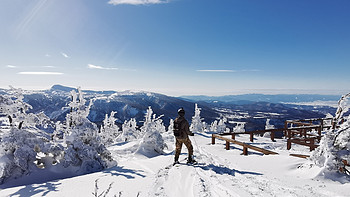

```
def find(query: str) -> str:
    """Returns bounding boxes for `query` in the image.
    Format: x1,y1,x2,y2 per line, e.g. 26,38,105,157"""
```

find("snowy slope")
1,132,349,197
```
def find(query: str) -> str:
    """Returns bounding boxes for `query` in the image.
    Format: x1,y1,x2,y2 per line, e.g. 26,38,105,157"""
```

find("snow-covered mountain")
1,85,333,131
18,85,219,126
181,94,341,104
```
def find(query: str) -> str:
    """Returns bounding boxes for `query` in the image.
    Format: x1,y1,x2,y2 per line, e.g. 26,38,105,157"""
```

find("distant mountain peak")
50,85,76,92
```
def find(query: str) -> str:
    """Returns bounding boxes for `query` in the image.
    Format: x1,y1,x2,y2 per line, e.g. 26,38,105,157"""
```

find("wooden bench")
212,134,278,155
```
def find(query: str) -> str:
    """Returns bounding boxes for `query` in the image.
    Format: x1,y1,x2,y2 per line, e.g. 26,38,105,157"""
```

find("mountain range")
0,85,338,132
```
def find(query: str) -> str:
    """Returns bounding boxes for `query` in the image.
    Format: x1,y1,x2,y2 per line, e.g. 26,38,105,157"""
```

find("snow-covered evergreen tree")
190,104,206,132
100,111,120,145
311,93,350,176
233,122,246,133
216,117,227,133
117,118,139,142
61,88,116,173
0,86,42,129
168,119,174,133
136,107,166,156
0,87,51,183
263,119,275,138
210,120,218,132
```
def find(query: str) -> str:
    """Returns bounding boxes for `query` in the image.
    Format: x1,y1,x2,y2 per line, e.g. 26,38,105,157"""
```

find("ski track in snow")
150,135,336,197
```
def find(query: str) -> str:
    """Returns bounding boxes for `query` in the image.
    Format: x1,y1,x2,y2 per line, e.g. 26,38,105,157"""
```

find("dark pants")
175,137,193,161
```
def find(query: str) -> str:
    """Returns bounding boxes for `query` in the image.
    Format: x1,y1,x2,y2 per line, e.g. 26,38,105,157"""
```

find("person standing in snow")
173,107,196,165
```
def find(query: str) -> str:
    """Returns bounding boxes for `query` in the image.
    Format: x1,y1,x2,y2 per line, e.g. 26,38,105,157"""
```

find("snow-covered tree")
311,93,350,176
100,111,120,145
0,87,52,183
263,119,275,138
168,119,174,133
209,117,228,133
0,86,42,129
61,88,116,173
233,122,246,133
190,104,206,132
217,117,227,133
136,107,166,156
0,128,49,184
117,118,139,142
210,120,218,132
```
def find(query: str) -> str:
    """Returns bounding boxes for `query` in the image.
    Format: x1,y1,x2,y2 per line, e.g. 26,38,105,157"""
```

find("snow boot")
173,160,180,166
187,155,196,164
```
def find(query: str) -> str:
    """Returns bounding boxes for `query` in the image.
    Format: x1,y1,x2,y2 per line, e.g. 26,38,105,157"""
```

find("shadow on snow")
102,166,146,179
8,181,61,197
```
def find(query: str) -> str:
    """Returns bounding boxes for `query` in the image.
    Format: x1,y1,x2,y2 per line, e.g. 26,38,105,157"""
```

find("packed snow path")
1,133,349,196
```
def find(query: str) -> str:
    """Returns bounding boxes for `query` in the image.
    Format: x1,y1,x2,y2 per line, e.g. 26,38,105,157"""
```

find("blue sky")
0,0,349,96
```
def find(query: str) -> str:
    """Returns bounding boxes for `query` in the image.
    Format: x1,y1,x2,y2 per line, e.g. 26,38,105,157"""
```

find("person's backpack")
173,118,183,137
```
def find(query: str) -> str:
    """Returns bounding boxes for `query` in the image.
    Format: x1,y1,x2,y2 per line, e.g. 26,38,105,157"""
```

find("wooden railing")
211,117,338,153
211,134,278,155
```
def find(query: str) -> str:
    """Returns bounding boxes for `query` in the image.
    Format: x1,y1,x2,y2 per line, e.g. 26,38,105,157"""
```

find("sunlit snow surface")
1,132,349,197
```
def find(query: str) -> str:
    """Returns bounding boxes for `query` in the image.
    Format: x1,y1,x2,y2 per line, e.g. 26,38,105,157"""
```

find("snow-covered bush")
0,87,52,183
0,128,49,184
100,111,120,145
136,107,166,156
117,118,139,142
311,93,350,176
190,104,206,132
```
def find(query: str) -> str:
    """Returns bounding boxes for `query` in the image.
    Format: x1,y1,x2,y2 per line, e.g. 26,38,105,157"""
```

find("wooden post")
231,134,235,140
212,135,215,144
310,138,315,151
243,146,248,155
250,133,253,142
317,127,322,141
270,131,275,142
284,121,288,138
287,139,291,150
226,141,230,150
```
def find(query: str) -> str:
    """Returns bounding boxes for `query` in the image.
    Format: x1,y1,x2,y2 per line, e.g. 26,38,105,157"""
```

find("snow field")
1,132,350,197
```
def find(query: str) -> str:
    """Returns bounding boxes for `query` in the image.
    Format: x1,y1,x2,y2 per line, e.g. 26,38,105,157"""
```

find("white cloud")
6,65,17,68
197,70,236,72
88,64,118,70
43,66,56,68
18,72,64,75
61,52,70,58
108,0,168,5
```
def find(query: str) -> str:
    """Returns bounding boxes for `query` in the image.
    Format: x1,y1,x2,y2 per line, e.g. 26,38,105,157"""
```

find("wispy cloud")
6,65,17,68
43,66,56,68
61,52,70,58
18,72,64,75
108,0,168,5
196,70,236,72
88,64,118,70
